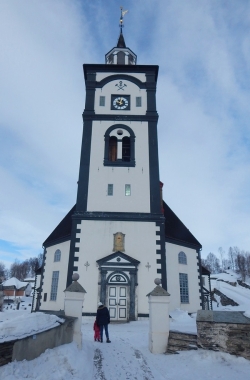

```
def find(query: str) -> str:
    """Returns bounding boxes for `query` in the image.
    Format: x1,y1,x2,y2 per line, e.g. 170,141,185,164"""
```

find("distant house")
2,277,30,297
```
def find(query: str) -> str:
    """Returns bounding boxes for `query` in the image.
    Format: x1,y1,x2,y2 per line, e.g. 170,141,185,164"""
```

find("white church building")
37,15,207,320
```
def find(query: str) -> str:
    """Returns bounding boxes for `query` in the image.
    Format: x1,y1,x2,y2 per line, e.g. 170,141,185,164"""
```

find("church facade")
38,23,204,320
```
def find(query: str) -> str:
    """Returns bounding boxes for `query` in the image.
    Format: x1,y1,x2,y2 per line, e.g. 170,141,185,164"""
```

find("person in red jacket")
96,302,111,343
93,319,101,341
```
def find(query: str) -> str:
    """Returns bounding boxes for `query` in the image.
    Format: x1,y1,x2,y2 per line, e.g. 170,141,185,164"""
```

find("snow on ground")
211,270,250,311
1,316,250,380
1,278,250,379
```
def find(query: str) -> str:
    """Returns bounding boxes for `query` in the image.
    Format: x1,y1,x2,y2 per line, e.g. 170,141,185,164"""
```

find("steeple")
105,7,137,65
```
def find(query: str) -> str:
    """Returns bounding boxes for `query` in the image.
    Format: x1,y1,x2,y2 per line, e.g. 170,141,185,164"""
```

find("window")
179,273,189,303
108,184,113,196
122,137,131,162
125,184,131,196
108,136,117,162
43,293,47,302
178,251,187,264
50,271,59,301
100,96,105,106
104,124,135,167
54,249,61,262
136,97,142,107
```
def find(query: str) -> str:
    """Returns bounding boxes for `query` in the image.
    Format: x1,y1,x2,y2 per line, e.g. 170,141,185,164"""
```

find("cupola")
105,7,137,65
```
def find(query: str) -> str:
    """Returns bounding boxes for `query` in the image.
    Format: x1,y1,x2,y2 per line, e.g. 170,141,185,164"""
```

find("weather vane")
119,6,128,33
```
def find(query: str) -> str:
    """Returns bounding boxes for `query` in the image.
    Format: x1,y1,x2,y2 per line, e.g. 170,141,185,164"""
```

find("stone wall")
0,316,75,366
197,310,250,360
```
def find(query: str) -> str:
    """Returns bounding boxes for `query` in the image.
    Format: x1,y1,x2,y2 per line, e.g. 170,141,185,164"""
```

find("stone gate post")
64,273,86,349
147,278,170,354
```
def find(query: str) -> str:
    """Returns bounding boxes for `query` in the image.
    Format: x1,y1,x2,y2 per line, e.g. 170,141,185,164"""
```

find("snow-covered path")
82,318,250,380
1,316,250,379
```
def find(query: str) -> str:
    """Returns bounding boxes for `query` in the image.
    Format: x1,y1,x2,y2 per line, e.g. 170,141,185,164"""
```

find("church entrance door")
108,285,127,321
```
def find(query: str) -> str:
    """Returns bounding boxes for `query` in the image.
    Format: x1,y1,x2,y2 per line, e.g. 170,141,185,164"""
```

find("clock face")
111,95,130,110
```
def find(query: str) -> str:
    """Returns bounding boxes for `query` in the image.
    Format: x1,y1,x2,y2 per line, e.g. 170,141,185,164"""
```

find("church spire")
117,6,127,48
105,7,136,65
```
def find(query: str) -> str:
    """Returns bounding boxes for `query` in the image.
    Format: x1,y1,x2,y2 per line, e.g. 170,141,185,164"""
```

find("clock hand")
117,98,123,105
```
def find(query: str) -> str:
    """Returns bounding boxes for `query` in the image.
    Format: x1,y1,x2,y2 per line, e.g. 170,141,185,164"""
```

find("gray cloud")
0,0,250,268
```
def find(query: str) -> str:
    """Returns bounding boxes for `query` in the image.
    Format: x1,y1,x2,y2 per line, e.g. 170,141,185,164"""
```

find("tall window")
50,271,59,301
100,96,105,106
179,273,189,303
54,249,61,262
178,251,187,264
122,137,131,162
108,136,117,162
104,125,135,167
136,97,142,107
125,184,131,196
108,184,113,196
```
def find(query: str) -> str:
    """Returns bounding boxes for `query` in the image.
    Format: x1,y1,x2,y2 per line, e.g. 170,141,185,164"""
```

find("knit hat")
98,302,103,306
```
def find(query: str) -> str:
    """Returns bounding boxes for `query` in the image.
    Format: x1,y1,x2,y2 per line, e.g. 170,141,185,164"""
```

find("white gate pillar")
64,273,86,349
147,278,170,354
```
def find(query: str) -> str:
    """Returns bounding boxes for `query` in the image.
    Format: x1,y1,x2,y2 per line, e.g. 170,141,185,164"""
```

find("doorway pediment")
96,251,140,268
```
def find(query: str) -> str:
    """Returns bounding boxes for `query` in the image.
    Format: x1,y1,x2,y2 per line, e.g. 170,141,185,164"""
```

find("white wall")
166,242,201,313
87,120,151,213
74,220,160,315
95,79,147,115
40,240,70,311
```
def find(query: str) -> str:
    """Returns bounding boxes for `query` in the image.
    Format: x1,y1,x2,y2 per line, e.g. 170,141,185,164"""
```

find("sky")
0,0,250,269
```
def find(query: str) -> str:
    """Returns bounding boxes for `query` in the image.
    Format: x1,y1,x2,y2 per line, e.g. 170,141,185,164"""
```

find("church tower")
38,9,204,319
66,10,166,320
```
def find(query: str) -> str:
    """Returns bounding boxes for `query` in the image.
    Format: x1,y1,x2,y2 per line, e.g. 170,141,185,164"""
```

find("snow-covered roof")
2,277,29,289
23,277,35,282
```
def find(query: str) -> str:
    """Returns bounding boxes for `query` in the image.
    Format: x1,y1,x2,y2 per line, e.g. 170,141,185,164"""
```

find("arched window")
54,249,61,262
122,136,130,161
109,136,117,161
104,124,135,167
178,251,187,264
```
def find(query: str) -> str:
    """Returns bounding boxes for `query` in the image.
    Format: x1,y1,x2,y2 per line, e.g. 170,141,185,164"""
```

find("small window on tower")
125,184,131,196
108,184,113,196
136,97,142,107
100,96,105,106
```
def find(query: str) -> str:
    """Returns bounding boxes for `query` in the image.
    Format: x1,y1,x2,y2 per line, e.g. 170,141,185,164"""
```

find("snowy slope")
210,270,250,311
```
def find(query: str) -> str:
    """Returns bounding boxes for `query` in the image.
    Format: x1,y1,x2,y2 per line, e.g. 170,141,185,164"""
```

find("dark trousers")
99,324,109,341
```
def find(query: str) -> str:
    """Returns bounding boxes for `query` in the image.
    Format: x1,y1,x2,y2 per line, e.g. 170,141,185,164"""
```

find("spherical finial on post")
154,278,161,286
72,273,79,282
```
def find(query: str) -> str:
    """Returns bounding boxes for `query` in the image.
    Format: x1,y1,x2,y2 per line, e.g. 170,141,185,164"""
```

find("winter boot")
106,339,111,343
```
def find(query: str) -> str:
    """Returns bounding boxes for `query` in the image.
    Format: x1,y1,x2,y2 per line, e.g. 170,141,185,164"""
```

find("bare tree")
218,247,225,270
202,252,221,274
0,262,7,282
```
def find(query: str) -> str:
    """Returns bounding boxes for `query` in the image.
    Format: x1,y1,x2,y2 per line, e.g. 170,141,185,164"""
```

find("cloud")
0,0,250,269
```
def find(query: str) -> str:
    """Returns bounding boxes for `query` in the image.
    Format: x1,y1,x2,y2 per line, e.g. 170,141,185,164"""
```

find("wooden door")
108,285,127,321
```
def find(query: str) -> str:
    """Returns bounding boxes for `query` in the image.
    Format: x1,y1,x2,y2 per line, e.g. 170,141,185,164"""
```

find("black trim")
72,211,165,223
96,251,140,266
156,221,167,290
165,237,201,250
83,64,159,83
76,119,92,212
83,113,158,123
66,219,80,287
138,313,149,318
100,75,145,89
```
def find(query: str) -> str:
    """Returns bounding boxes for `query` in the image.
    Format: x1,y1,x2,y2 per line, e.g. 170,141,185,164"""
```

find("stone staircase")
166,331,198,354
